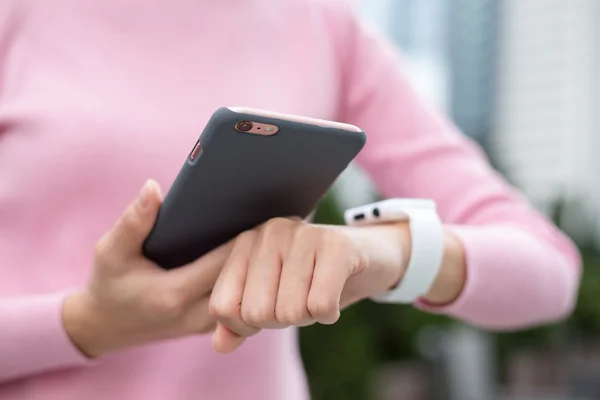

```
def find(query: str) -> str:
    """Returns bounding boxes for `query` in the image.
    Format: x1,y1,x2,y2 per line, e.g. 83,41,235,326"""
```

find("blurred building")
447,0,499,141
491,0,600,247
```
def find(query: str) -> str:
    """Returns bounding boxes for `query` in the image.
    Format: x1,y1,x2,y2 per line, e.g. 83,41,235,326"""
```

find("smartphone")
143,107,366,269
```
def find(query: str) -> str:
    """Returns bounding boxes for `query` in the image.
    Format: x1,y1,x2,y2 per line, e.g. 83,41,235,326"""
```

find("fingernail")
138,180,153,209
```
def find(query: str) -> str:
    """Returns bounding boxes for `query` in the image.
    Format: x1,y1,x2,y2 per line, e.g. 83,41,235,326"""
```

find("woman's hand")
63,180,231,358
209,217,412,353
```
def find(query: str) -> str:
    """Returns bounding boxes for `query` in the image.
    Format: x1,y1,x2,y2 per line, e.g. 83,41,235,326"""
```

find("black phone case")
143,107,366,269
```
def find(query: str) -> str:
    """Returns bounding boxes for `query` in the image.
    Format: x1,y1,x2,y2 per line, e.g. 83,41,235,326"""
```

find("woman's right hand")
62,180,231,358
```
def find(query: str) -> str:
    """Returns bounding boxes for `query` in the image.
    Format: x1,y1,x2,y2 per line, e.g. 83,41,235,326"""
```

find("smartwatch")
343,199,444,303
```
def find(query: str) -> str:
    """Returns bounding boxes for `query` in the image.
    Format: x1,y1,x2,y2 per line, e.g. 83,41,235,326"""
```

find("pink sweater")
0,1,581,399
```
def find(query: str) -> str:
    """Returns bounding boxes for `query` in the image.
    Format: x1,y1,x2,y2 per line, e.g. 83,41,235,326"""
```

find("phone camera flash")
264,127,274,133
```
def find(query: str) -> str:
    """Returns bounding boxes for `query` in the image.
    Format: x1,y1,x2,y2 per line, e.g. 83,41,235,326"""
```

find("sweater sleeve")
0,292,91,383
0,1,91,384
323,1,582,330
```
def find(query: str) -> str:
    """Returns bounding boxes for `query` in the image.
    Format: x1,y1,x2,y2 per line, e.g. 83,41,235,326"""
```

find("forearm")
365,221,579,330
0,292,89,383
416,225,580,330
421,230,467,305
345,222,466,306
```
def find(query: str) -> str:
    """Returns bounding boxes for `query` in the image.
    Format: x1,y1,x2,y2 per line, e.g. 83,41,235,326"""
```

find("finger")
97,180,162,260
307,233,357,325
275,225,319,327
209,231,260,337
241,219,294,329
212,322,247,354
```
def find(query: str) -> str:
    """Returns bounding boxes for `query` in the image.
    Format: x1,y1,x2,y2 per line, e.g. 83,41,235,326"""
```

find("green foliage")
571,248,600,333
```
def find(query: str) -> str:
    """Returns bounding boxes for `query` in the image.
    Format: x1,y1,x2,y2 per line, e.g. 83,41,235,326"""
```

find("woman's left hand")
208,217,411,353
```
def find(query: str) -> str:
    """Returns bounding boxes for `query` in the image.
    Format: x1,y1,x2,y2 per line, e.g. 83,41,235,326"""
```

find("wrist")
343,199,466,305
62,291,106,358
421,231,467,305
386,222,411,289
343,222,412,299
352,223,466,306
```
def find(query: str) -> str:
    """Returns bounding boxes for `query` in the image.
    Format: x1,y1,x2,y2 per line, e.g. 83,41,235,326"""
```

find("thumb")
212,322,246,354
108,179,162,257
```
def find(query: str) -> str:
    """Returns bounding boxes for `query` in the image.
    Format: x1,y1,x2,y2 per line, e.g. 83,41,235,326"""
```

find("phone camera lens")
236,121,253,132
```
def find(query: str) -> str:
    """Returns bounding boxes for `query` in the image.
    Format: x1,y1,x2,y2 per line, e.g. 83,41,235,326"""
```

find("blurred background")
301,1,600,399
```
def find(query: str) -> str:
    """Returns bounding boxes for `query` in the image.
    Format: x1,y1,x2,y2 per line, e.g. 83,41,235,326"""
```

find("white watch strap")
344,199,444,303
